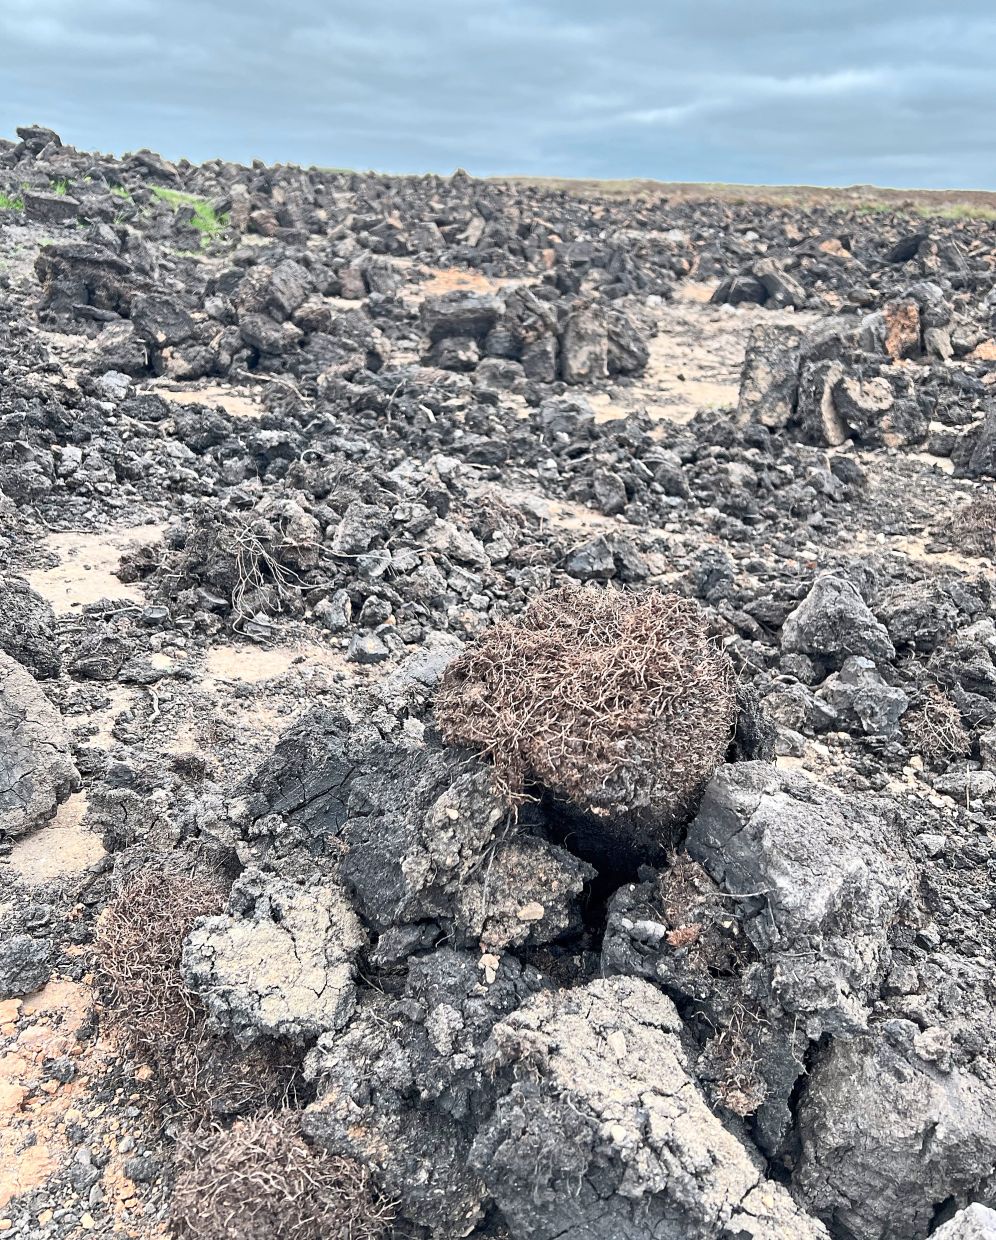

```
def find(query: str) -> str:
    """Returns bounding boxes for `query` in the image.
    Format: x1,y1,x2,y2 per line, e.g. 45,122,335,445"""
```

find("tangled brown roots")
435,586,736,827
171,1112,395,1240
902,685,970,767
953,493,996,558
94,862,225,1052
94,862,288,1119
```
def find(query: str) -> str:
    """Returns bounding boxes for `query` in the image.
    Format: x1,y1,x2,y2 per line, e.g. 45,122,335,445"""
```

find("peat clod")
435,585,736,863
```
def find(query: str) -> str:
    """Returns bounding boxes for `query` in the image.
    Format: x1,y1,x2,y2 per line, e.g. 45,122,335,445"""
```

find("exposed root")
902,684,970,767
93,860,292,1121
949,493,996,557
435,585,736,823
171,1111,395,1240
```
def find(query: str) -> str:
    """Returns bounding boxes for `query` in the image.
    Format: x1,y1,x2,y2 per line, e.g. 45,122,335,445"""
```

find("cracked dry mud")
2,122,996,1240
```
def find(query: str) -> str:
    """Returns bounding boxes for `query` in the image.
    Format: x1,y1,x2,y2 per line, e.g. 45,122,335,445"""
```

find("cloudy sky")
1,0,991,188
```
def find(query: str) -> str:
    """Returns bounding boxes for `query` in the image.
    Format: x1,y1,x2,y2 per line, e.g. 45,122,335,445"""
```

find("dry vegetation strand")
94,861,225,1051
954,493,996,558
94,861,289,1119
435,586,736,823
902,684,971,767
171,1111,395,1240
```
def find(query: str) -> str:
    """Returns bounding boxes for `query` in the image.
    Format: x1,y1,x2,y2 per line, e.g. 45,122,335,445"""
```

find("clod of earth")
435,585,736,863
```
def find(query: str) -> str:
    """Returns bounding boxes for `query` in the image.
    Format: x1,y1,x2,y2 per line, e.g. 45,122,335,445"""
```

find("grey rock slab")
472,977,828,1240
686,761,913,1036
182,869,365,1045
0,650,81,840
795,1033,996,1240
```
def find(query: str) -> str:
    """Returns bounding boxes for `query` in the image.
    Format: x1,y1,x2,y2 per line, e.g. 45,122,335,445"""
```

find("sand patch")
8,794,105,884
153,384,262,419
0,981,92,1212
674,281,719,303
588,297,817,427
201,641,349,684
27,526,163,615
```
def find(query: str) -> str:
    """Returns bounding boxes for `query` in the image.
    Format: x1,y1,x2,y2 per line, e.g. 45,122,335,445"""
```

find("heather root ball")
435,586,736,857
171,1112,394,1240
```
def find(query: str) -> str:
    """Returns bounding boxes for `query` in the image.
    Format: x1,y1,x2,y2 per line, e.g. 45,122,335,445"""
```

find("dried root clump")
902,684,971,767
150,503,323,634
949,493,996,557
94,861,225,1050
94,861,289,1118
171,1111,395,1240
435,586,736,824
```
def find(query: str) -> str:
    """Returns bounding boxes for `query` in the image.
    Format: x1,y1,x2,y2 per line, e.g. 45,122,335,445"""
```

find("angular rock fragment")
130,292,196,348
0,933,53,1000
686,762,913,1037
34,241,132,317
302,952,544,1238
473,977,828,1239
0,574,60,678
182,869,365,1045
781,574,896,668
814,654,909,736
796,1033,996,1240
560,306,608,383
753,256,806,308
737,323,803,429
0,651,81,840
934,1205,996,1240
420,292,499,351
235,709,590,954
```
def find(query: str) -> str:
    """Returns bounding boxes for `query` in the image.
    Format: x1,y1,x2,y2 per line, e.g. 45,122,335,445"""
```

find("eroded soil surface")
2,123,996,1239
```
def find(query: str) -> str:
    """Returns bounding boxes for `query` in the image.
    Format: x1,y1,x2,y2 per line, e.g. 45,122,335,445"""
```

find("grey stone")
0,934,53,1000
560,307,608,383
737,323,803,429
686,762,912,1036
182,870,365,1045
472,977,828,1240
0,651,81,840
796,1034,996,1240
346,632,390,664
934,1205,996,1240
782,574,896,668
815,655,909,736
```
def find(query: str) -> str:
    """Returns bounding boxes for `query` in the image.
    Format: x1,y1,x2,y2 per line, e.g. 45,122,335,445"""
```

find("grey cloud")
0,0,992,187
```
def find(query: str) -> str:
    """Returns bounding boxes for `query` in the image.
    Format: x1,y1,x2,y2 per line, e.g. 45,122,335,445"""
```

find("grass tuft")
93,860,293,1120
150,185,229,241
51,179,69,196
0,192,24,211
171,1112,395,1240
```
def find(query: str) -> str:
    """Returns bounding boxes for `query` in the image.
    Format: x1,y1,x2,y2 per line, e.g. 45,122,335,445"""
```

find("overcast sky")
1,0,991,189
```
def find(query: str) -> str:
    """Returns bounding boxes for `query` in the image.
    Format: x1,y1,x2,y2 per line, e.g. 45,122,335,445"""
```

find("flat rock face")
795,1035,996,1240
0,650,80,840
182,870,365,1045
473,977,828,1240
686,761,913,1036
